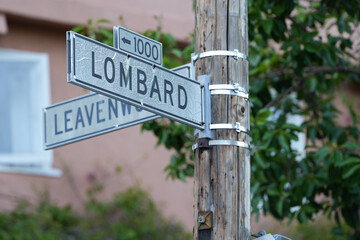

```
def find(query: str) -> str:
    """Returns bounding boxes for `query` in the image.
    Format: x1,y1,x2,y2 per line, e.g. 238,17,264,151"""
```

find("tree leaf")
267,188,279,196
263,130,276,141
158,129,168,145
278,134,290,152
256,109,272,121
342,165,360,179
72,26,85,33
307,126,316,145
314,146,330,163
303,31,318,42
338,157,360,167
307,77,317,92
304,42,319,53
282,123,302,131
96,18,112,24
341,142,360,151
298,211,307,223
171,49,182,58
254,152,267,169
306,183,315,197
333,150,343,166
276,200,283,216
262,19,273,35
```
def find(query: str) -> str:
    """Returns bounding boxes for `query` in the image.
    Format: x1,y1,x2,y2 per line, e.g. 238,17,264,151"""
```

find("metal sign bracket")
195,75,212,139
192,76,251,151
198,211,213,230
192,138,212,151
191,52,250,152
209,83,249,100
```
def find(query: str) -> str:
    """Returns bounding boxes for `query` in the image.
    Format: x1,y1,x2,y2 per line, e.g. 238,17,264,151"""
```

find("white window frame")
0,48,61,177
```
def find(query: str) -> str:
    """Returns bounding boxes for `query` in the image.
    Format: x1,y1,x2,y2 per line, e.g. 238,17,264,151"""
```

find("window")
0,48,61,177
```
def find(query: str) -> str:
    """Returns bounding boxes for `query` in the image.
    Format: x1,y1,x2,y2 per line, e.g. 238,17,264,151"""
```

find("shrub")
0,187,191,240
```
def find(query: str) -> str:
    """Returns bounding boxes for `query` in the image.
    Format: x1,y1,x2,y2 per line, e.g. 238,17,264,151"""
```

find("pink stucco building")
0,0,196,230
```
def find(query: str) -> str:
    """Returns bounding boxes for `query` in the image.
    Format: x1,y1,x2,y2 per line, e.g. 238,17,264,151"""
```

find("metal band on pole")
209,83,249,100
209,140,250,148
192,140,250,151
191,49,248,62
209,122,250,134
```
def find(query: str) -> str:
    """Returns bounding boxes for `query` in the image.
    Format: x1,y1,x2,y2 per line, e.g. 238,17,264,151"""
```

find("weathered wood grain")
194,0,250,239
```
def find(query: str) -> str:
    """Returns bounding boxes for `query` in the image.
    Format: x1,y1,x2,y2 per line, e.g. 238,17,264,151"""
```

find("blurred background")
0,0,359,239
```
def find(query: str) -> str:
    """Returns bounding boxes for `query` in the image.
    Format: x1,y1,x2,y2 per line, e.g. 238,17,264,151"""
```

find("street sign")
43,93,158,150
113,26,194,82
67,31,204,129
113,26,163,65
43,64,192,150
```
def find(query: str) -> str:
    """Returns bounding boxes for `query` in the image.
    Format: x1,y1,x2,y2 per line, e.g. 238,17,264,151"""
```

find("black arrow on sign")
121,37,131,45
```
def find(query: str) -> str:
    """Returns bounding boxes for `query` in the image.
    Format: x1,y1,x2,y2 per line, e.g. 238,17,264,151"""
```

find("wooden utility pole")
194,0,250,239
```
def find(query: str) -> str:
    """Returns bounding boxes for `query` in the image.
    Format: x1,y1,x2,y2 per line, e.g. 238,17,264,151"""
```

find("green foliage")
139,29,195,182
142,29,193,68
82,186,191,240
73,3,360,237
73,19,114,46
0,187,191,240
247,1,360,239
297,219,353,240
267,216,353,240
0,199,78,240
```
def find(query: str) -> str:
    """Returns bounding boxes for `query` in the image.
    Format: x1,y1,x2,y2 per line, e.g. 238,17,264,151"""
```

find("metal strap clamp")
209,83,249,99
191,49,248,62
209,122,250,134
192,140,250,151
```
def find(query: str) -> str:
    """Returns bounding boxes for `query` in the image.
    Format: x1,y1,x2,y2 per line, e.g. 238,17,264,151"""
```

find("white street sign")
43,93,158,150
67,31,204,129
113,26,163,65
43,64,192,150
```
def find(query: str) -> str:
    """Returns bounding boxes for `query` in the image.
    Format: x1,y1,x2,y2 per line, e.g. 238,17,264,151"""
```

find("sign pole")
193,0,250,239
